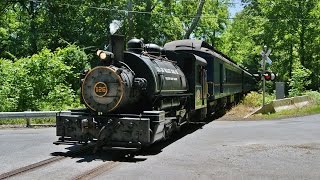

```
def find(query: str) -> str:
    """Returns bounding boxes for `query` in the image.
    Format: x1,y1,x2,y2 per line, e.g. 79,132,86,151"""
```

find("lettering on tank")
155,67,179,75
165,77,178,81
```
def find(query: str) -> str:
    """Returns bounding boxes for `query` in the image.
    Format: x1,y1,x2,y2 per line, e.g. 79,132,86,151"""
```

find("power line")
53,2,320,21
4,0,320,21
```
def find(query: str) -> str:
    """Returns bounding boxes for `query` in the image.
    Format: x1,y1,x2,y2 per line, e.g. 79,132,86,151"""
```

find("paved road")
0,128,68,174
0,114,320,179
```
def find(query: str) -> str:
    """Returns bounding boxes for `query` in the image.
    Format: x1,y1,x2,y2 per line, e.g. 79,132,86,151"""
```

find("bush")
304,91,320,105
0,45,88,112
12,49,73,111
242,91,275,107
288,62,311,97
55,45,90,90
0,59,18,111
36,84,81,110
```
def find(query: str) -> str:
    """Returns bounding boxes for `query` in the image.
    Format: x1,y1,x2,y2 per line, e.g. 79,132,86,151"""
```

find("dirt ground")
216,104,260,121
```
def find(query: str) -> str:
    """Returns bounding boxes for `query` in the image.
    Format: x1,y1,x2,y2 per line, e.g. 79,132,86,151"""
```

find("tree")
289,61,311,97
184,0,206,39
219,0,320,92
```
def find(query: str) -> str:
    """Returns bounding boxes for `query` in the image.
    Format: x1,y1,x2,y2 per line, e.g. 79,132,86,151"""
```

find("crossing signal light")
262,70,276,81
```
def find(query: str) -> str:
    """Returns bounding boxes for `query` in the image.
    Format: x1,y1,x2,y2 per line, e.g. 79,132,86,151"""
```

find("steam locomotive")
55,35,256,151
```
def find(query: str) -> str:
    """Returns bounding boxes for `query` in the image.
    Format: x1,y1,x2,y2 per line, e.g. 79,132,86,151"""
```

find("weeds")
304,91,320,105
242,91,275,107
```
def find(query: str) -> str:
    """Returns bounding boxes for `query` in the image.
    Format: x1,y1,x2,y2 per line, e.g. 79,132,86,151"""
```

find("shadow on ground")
50,123,207,163
49,105,232,163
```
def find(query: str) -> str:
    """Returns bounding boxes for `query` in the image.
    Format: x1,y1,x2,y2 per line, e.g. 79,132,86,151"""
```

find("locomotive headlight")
97,50,107,60
96,50,114,61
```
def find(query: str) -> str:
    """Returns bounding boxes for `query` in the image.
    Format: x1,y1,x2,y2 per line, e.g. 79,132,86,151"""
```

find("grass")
242,91,275,107
222,91,320,121
251,104,320,120
244,90,320,120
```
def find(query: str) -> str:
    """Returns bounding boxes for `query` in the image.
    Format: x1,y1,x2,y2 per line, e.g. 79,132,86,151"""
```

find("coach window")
197,65,202,84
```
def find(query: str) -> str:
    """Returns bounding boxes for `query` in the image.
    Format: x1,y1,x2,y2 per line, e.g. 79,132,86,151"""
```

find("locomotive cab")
166,51,208,121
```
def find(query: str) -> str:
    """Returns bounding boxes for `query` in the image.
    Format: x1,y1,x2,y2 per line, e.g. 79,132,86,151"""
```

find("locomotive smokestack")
109,20,122,35
110,35,125,64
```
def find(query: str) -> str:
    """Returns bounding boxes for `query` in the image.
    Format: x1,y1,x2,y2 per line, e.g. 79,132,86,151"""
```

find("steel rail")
0,156,65,180
72,161,121,180
0,144,94,179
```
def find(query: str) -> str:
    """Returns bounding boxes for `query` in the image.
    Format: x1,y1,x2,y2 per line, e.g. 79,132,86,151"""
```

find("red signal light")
262,70,276,81
264,74,271,80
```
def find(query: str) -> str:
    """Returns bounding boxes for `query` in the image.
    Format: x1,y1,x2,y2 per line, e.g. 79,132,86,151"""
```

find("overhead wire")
3,0,320,21
53,1,320,21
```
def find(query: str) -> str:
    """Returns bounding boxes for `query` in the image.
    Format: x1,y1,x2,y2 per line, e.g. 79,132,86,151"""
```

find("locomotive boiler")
81,38,188,114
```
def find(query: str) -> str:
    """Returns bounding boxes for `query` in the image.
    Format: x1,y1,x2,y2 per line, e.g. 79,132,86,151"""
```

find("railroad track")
0,144,95,180
72,161,121,180
72,152,137,180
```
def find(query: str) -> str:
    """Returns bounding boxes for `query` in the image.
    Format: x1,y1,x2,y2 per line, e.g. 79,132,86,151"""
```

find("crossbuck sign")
260,49,272,67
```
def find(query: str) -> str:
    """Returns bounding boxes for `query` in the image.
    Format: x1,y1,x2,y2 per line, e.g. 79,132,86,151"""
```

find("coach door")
201,67,207,106
220,63,224,93
195,63,207,110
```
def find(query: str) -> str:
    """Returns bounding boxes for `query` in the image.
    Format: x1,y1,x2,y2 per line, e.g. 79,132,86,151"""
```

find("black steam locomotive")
55,35,256,151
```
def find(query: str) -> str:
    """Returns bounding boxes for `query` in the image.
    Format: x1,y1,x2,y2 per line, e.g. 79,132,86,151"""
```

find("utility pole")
127,0,133,39
262,45,267,107
260,45,272,107
212,0,218,47
29,0,37,54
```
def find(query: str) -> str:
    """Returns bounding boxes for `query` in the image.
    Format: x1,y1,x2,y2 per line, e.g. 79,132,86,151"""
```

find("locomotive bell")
145,43,161,56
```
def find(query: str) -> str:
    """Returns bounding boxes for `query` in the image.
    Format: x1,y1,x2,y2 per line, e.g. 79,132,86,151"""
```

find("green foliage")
12,49,72,111
304,91,320,105
0,45,87,112
55,45,90,90
243,91,275,107
36,84,80,111
0,0,229,57
0,59,18,111
288,62,311,97
218,0,320,92
254,104,320,120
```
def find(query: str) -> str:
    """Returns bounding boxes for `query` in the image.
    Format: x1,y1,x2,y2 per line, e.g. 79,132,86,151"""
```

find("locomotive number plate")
94,82,108,97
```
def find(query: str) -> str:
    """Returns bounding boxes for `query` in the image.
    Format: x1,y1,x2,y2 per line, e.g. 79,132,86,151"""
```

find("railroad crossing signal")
262,70,276,81
254,71,276,81
260,45,273,107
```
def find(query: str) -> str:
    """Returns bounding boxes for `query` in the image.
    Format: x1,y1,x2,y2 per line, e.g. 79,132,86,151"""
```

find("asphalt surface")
0,114,320,180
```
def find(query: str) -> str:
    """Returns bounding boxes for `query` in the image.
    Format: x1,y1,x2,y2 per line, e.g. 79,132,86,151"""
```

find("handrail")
0,111,70,119
0,111,71,127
